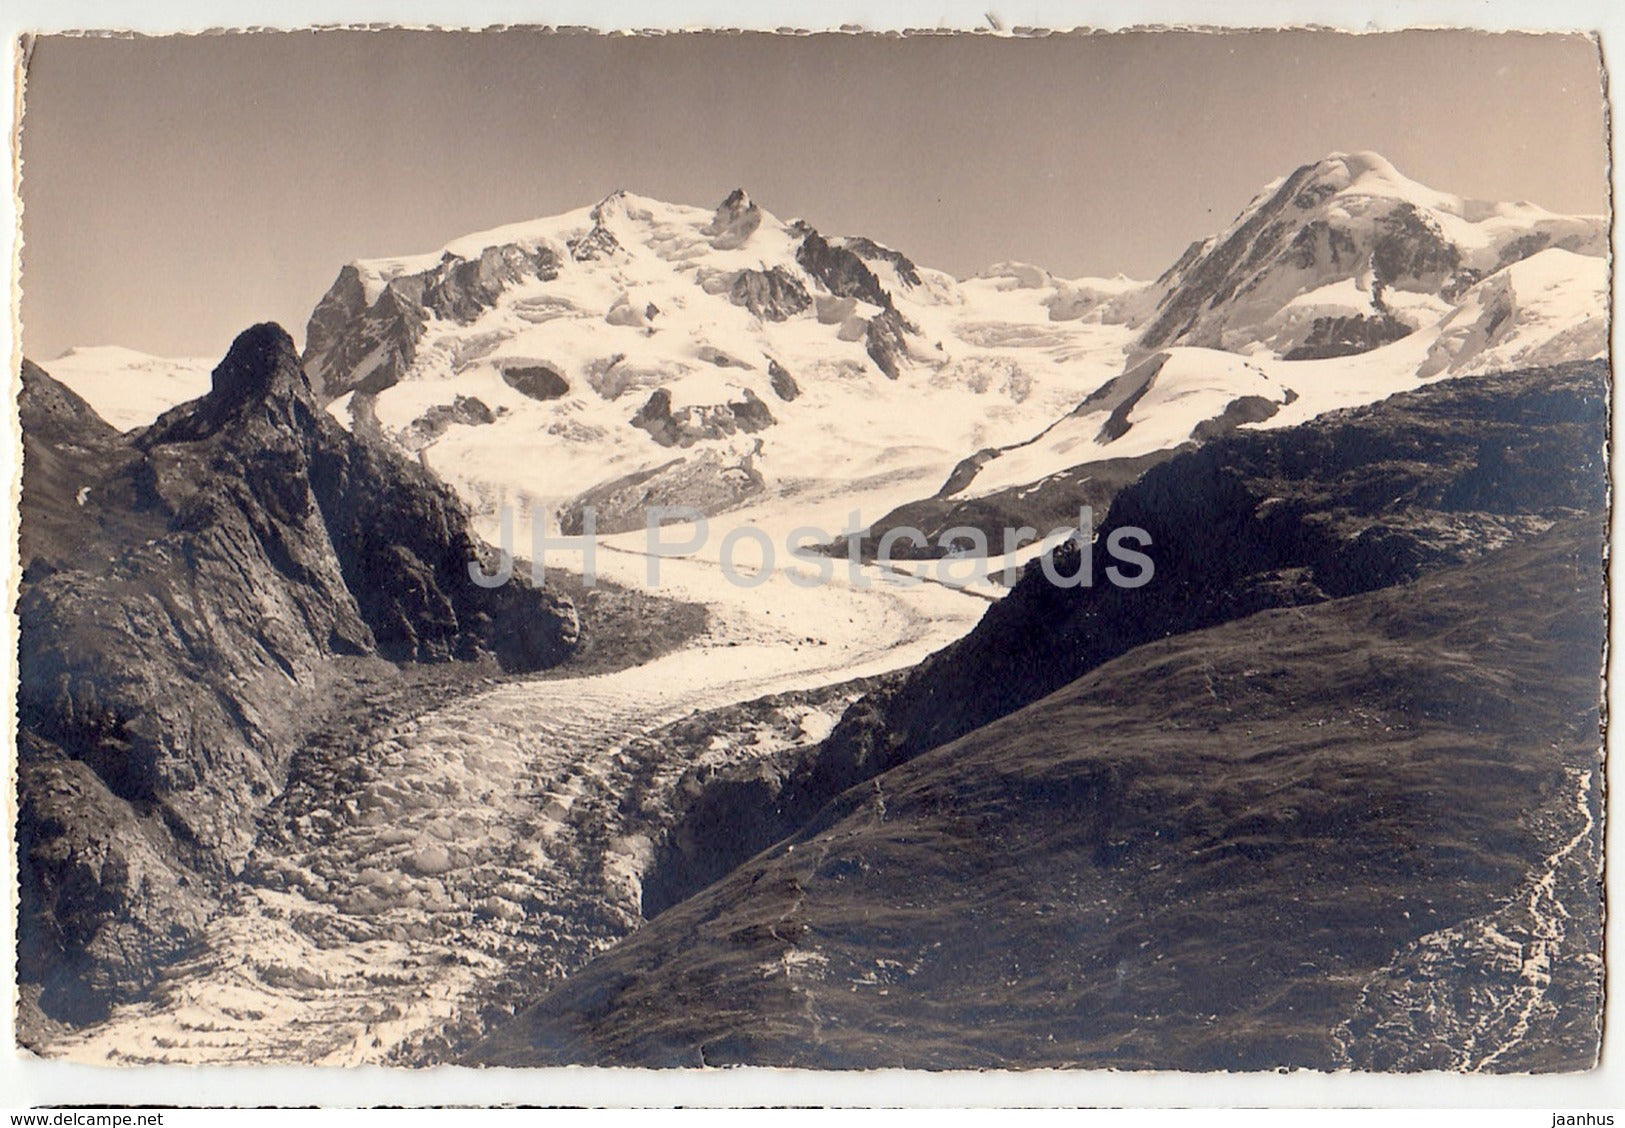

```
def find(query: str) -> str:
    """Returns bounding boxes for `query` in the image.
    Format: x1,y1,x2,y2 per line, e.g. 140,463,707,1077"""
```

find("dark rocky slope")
472,516,1603,1070
639,360,1606,917
16,325,579,1025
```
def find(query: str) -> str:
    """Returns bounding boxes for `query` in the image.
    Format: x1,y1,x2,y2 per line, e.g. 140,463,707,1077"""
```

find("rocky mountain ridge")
857,153,1607,545
287,186,1148,543
1137,150,1605,357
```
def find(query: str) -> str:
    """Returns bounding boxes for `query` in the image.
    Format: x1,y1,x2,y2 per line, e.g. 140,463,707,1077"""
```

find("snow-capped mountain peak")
1139,150,1605,358
1300,149,1436,203
299,188,1145,538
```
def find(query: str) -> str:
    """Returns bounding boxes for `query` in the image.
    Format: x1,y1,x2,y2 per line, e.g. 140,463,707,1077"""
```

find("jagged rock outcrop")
303,245,560,399
399,396,497,452
728,267,811,321
864,308,913,380
767,359,800,401
630,386,775,448
16,325,579,1025
501,364,570,401
1187,394,1282,441
793,224,896,311
1282,312,1413,359
17,739,216,1028
568,197,627,262
302,265,426,398
702,188,763,250
790,224,921,378
839,235,922,287
428,244,564,324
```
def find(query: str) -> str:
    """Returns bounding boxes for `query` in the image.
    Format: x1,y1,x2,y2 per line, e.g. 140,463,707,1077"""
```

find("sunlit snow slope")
1138,150,1605,357
43,347,216,431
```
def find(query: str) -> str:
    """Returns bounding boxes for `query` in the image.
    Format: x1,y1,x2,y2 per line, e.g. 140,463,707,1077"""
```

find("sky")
16,28,1610,361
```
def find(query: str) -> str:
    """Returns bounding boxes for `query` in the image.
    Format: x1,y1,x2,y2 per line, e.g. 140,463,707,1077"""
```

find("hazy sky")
17,28,1609,360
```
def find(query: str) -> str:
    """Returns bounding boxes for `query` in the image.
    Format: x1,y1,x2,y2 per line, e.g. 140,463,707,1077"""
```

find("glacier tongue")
47,517,989,1066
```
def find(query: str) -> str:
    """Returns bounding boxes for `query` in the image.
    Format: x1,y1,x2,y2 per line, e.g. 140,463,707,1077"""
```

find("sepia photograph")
3,11,1616,1108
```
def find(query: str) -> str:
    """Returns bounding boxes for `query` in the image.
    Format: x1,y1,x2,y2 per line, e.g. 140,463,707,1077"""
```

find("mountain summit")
840,151,1607,544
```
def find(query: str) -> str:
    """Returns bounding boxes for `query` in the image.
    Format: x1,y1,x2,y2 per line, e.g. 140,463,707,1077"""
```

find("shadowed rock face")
794,225,895,311
863,308,914,380
1187,394,1282,440
788,225,922,379
767,359,800,402
303,245,561,399
703,188,764,250
400,396,498,453
728,267,811,321
501,364,570,402
839,235,922,287
16,324,579,1025
568,224,621,263
1283,312,1413,360
429,245,564,323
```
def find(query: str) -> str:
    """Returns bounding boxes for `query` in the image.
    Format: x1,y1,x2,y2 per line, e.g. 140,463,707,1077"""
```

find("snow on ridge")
1318,150,1604,232
948,242,1605,507
1193,150,1601,267
952,348,1281,501
351,191,799,297
1421,247,1608,379
1315,149,1459,212
332,195,1146,537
